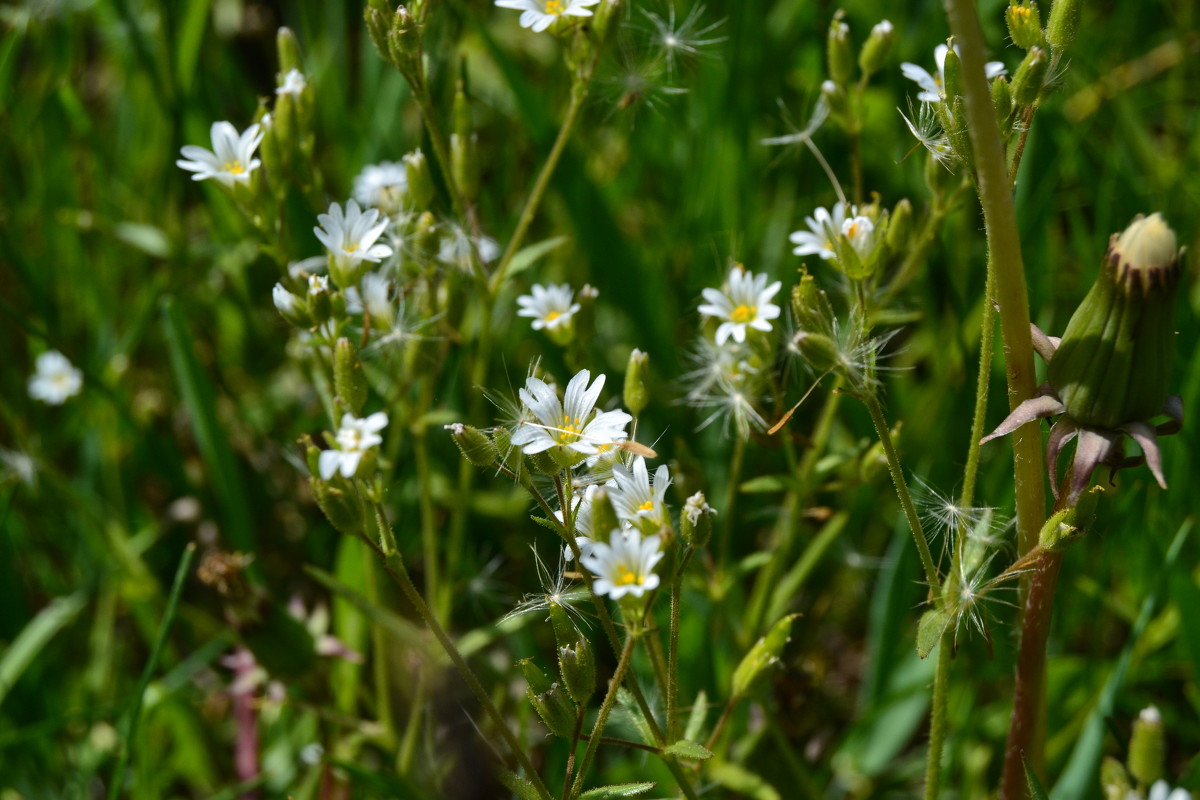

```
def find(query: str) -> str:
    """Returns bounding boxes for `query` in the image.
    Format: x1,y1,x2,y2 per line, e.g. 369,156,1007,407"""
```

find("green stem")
568,634,638,800
108,543,196,800
412,88,466,220
667,546,695,742
716,434,747,567
370,506,554,800
363,546,394,736
924,639,953,798
412,385,441,616
489,81,589,295
864,395,940,592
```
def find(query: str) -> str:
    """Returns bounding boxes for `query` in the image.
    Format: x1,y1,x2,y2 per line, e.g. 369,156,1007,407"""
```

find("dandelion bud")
1011,46,1048,107
680,492,716,548
1006,1,1043,49
589,488,621,538
334,338,368,416
1128,706,1165,786
792,331,843,373
826,15,854,85
886,198,913,254
624,349,650,418
1100,756,1132,800
1046,0,1080,51
549,604,595,704
445,423,498,468
858,19,893,78
991,76,1014,129
276,27,303,74
1047,213,1182,429
404,149,434,211
520,659,577,738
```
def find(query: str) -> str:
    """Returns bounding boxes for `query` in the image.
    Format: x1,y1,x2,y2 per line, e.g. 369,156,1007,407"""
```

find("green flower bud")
1046,0,1080,51
491,426,528,478
1047,214,1182,429
1005,1,1043,49
404,149,434,211
858,19,894,78
680,492,715,548
364,3,391,63
942,43,963,105
992,75,1014,129
334,338,368,416
276,27,303,74
1128,706,1165,786
790,267,836,335
310,477,366,537
821,80,850,122
549,604,595,704
1100,756,1132,800
589,488,621,540
791,331,843,373
1011,46,1048,107
886,198,913,254
624,349,650,418
520,659,577,738
445,423,498,468
1039,484,1102,548
308,278,332,324
386,6,422,73
826,15,854,85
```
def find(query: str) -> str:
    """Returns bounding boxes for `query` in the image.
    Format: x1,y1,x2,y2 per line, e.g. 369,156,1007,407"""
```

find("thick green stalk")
864,395,940,592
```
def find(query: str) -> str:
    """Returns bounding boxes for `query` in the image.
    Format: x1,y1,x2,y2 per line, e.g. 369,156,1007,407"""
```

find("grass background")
2,0,1199,797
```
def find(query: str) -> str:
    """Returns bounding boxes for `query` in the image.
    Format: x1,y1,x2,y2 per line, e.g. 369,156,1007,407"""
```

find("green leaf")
684,690,708,743
732,613,799,698
578,782,656,799
916,604,954,659
1022,753,1051,800
662,740,713,760
498,770,542,800
0,592,86,708
708,761,781,800
505,236,570,280
738,475,794,494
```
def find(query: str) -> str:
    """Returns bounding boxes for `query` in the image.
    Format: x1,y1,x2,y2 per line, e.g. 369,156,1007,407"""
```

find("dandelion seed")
505,545,591,626
28,350,83,406
176,121,263,188
639,3,727,76
899,99,956,168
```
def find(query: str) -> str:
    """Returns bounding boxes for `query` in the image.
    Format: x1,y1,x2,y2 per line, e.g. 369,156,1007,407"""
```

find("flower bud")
1046,0,1080,51
310,477,366,537
1100,756,1131,800
404,149,434,211
277,27,303,74
941,43,963,105
386,6,422,71
826,15,854,85
886,198,912,254
1005,1,1043,49
1128,706,1165,786
1047,213,1182,429
445,423,498,467
623,349,650,418
364,2,391,62
334,338,368,416
1011,46,1048,107
491,426,527,478
680,492,715,548
792,331,843,373
820,80,849,121
992,75,1014,128
858,19,893,78
273,283,309,327
589,488,621,539
791,268,836,335
520,659,577,738
549,603,595,704
307,275,332,324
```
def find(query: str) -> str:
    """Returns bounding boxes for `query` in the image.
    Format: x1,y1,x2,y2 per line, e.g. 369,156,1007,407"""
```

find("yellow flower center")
545,0,564,14
222,160,245,176
731,304,756,323
544,310,561,323
1014,7,1031,19
615,565,641,586
846,221,860,238
637,500,654,512
558,416,583,443
345,243,359,254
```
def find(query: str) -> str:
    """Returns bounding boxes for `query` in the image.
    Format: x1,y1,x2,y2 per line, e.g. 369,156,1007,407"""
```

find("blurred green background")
2,0,1199,797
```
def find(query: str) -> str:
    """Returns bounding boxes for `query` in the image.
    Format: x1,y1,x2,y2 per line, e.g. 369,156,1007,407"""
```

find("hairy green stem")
716,434,747,567
363,546,395,736
412,89,467,220
568,634,638,800
864,395,940,592
924,639,953,797
667,546,695,742
489,80,589,294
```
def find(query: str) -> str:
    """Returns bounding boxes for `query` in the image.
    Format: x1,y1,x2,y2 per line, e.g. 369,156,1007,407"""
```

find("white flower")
318,412,388,480
494,0,601,32
517,283,581,331
176,121,264,188
510,369,633,456
345,272,394,324
608,456,671,529
1133,781,1192,800
275,68,306,96
683,492,715,526
557,485,599,561
308,274,330,295
0,449,37,487
313,200,394,285
352,161,408,211
438,227,499,269
790,203,855,261
272,283,298,314
580,528,664,600
287,256,327,280
28,350,82,405
841,215,876,260
901,43,1005,104
698,267,782,346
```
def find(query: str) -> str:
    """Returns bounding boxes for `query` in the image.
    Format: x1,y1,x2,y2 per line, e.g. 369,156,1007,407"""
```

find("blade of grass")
0,591,87,709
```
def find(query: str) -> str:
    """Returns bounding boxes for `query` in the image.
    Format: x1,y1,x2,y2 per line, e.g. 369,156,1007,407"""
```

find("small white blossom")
580,528,664,600
272,283,298,315
608,456,671,530
1132,781,1192,800
517,283,581,331
352,161,408,211
345,272,394,323
318,412,388,480
287,256,327,280
28,350,82,405
0,449,37,487
841,215,876,260
557,485,599,561
683,492,716,526
494,0,601,32
510,369,633,456
275,68,306,96
901,43,1005,104
790,203,855,261
698,267,782,346
308,274,330,295
313,200,394,285
176,121,264,188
